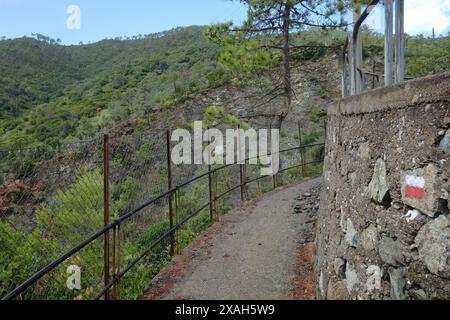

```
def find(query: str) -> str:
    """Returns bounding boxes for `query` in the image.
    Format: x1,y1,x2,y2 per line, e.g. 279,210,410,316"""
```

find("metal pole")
269,123,276,189
175,190,181,255
372,60,376,89
112,225,116,300
353,8,363,94
238,125,245,202
213,171,219,220
207,127,214,222
166,130,175,256
298,121,306,178
342,36,349,98
385,0,394,86
103,134,110,300
112,224,121,300
395,0,405,83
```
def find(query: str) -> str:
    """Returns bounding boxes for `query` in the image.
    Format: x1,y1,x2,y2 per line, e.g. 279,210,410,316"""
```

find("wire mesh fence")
1,121,325,300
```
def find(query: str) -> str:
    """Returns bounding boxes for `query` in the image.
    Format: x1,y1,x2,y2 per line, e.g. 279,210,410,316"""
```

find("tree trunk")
276,1,293,185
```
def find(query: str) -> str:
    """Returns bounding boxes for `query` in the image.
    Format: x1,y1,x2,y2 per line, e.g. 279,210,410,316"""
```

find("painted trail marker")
401,164,439,218
404,175,425,200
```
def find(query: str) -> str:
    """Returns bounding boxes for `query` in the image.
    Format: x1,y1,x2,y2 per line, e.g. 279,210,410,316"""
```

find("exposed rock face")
315,72,450,300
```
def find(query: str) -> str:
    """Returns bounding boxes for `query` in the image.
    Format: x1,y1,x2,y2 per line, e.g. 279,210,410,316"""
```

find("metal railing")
2,126,325,300
342,0,408,97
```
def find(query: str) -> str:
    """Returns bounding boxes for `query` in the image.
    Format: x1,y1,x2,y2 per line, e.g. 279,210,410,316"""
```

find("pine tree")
207,0,362,128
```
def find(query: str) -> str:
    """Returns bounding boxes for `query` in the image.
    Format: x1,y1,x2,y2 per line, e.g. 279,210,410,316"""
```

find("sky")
0,0,449,45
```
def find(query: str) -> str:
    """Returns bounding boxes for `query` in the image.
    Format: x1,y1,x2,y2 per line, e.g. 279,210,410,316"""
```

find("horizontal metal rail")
2,142,325,300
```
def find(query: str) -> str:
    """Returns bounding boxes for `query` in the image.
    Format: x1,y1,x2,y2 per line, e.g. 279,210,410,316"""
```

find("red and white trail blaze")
404,175,425,200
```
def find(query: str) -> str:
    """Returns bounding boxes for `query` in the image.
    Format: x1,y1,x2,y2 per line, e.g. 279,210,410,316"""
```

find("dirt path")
143,177,322,300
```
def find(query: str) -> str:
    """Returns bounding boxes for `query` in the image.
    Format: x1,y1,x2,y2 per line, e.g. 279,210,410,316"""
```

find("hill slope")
0,26,448,151
0,26,226,148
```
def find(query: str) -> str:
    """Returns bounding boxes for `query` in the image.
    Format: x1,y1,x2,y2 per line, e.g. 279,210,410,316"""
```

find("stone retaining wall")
315,72,450,300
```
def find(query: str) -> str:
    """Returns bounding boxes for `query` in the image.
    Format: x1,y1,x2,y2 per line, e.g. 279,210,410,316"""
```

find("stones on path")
292,184,321,245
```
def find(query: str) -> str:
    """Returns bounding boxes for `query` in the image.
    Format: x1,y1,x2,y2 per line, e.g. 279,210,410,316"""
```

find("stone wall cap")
329,71,450,116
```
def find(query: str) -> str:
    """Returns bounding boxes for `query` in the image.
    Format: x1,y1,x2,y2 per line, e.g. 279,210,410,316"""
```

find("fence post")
297,121,307,178
103,134,110,300
214,171,219,220
238,125,245,202
112,223,121,300
206,127,215,222
174,190,181,255
208,165,215,222
166,130,175,257
269,124,276,189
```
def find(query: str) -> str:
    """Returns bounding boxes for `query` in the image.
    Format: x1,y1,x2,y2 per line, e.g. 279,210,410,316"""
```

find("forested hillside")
0,26,448,152
0,26,227,149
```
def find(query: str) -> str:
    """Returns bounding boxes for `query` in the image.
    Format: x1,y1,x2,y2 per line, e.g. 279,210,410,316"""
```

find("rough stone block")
439,129,450,153
401,164,440,217
379,237,405,267
333,258,346,278
327,279,349,300
368,159,389,203
366,265,382,293
415,215,450,278
345,218,360,248
361,224,379,251
389,267,407,300
345,262,359,294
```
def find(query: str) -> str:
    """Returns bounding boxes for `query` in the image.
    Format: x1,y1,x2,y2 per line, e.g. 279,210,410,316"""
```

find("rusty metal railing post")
297,121,306,178
112,223,121,300
166,130,175,257
270,123,276,189
207,126,215,222
238,125,245,202
174,190,181,255
208,165,215,222
213,170,219,220
103,134,110,300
